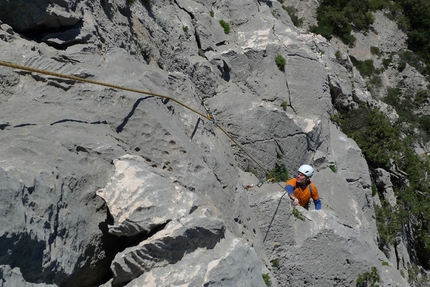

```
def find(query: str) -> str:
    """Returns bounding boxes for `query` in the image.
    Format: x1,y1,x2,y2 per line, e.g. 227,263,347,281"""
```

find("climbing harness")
295,181,313,209
0,59,285,190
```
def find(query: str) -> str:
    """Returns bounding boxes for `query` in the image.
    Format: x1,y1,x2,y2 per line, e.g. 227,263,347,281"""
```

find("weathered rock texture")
0,0,417,286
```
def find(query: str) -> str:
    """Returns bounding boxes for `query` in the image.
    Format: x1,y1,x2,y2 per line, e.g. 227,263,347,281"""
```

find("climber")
285,164,321,210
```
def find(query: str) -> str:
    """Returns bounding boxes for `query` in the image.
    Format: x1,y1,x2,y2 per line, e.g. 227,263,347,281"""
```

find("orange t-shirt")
285,178,320,207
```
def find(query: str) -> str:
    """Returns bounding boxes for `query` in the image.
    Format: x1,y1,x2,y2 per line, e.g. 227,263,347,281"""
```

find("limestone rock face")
96,155,204,237
0,0,413,286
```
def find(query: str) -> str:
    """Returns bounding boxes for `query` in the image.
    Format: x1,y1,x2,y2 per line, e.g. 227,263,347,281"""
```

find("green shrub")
418,115,430,137
329,165,337,173
210,10,214,17
368,75,382,90
271,258,280,268
183,26,190,39
282,5,303,27
399,50,427,75
382,57,392,68
292,207,306,221
356,267,381,287
342,33,357,45
330,113,344,126
350,56,377,78
139,42,152,61
371,185,377,196
369,0,390,10
375,203,400,250
415,89,430,106
408,263,430,285
398,0,430,71
280,101,288,111
311,0,373,45
383,86,417,123
339,105,401,169
370,46,380,55
275,55,286,70
309,23,333,41
262,273,272,286
269,153,289,181
335,50,341,60
397,60,406,72
219,20,230,34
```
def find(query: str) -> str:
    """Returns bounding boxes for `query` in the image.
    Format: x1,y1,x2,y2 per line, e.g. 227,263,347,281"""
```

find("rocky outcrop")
0,0,416,286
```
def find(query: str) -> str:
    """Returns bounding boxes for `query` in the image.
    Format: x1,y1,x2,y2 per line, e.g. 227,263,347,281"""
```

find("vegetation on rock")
311,0,430,76
275,54,286,71
356,266,381,287
269,153,289,181
219,20,230,34
321,0,430,276
332,102,430,272
262,273,272,286
282,5,303,27
310,0,375,45
292,207,306,221
183,26,190,39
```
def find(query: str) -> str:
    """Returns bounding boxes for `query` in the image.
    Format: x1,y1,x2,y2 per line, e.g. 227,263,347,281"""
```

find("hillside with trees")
306,0,430,284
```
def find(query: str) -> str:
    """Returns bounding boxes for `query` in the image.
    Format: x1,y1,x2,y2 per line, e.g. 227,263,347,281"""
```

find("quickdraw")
197,93,217,124
245,177,276,190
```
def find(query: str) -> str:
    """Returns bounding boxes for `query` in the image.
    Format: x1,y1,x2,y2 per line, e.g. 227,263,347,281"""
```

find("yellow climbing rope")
0,60,209,120
0,59,285,190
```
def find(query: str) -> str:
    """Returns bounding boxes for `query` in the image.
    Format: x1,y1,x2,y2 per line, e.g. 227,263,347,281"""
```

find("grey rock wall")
0,0,413,286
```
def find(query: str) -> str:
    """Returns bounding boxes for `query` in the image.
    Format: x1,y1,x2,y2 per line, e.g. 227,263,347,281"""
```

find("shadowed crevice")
116,96,153,133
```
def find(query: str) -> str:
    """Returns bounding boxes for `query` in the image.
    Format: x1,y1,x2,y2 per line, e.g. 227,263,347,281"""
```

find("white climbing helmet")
298,164,314,178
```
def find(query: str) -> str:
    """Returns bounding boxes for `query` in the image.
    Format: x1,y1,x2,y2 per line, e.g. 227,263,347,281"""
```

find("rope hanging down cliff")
0,59,285,190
